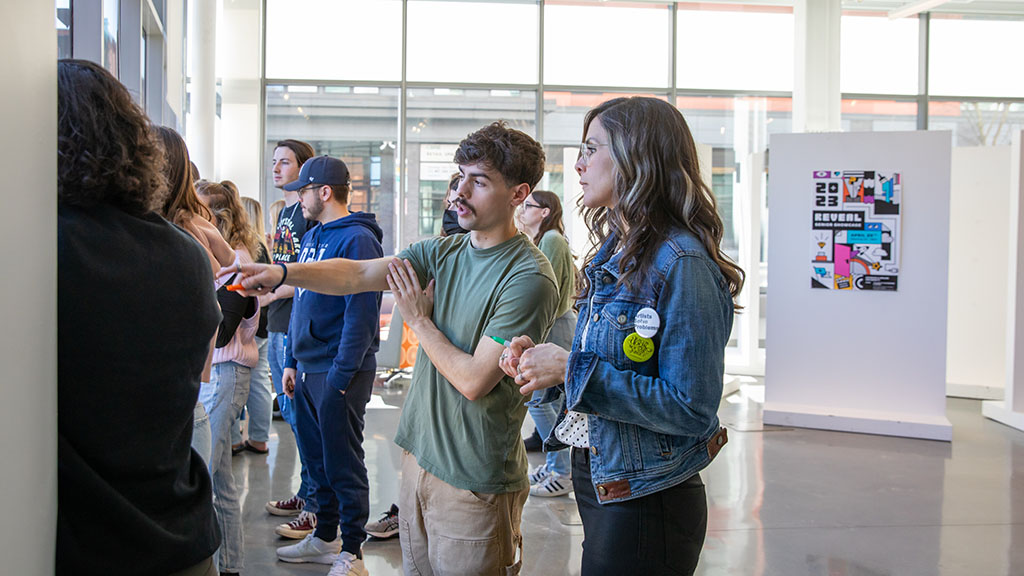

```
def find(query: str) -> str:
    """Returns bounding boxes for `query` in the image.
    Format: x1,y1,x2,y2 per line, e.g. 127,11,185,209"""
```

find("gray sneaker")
277,533,340,564
365,503,399,539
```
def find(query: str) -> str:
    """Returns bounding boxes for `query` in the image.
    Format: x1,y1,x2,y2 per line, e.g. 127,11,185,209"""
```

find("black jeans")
572,447,708,576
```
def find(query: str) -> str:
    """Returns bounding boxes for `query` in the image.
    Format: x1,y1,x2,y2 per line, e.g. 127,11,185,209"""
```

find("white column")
984,130,1024,431
218,0,262,199
165,0,186,131
189,0,217,177
793,0,841,132
0,2,57,573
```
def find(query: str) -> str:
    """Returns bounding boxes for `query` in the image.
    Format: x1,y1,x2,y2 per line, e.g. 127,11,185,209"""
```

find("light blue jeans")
200,362,250,573
268,331,318,512
529,310,577,477
232,336,272,445
192,399,212,465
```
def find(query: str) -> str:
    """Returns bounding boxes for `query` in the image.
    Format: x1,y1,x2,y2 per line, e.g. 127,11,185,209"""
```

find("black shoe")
524,428,543,452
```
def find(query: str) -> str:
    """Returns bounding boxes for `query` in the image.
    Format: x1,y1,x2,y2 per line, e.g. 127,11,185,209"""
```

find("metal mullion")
840,93,920,101
264,78,404,89
398,0,408,256
537,0,544,143
259,0,268,208
918,12,929,130
403,81,540,92
673,88,792,99
669,1,677,105
927,95,1024,104
543,84,676,95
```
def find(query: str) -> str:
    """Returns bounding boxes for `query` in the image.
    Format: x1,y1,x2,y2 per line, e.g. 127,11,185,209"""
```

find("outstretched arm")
221,256,394,296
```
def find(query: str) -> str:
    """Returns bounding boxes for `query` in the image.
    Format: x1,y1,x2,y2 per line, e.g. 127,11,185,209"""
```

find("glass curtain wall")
260,0,977,374
928,13,1024,146
264,85,401,254
839,11,919,133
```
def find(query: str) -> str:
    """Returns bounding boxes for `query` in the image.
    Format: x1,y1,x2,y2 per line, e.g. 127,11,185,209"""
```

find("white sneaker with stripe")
529,472,572,497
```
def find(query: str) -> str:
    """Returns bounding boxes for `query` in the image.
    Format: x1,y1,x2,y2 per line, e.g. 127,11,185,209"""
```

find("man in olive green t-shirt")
230,122,560,575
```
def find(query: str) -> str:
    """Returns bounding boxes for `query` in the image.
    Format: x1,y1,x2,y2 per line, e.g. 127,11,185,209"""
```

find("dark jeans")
293,369,374,554
572,447,707,576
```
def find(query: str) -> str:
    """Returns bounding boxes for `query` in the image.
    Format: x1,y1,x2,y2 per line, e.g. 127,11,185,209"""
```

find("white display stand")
947,146,1012,400
984,131,1024,432
764,131,953,441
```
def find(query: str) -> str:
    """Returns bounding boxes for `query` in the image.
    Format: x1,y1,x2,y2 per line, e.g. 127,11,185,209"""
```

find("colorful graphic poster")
810,170,901,291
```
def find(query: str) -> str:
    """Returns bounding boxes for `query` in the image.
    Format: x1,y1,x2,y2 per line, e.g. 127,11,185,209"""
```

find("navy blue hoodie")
285,212,383,391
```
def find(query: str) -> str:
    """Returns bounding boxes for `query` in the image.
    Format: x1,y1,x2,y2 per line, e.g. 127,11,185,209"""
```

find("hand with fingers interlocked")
498,335,569,396
386,258,436,330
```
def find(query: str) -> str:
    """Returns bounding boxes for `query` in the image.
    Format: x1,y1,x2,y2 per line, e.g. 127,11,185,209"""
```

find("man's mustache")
452,197,475,215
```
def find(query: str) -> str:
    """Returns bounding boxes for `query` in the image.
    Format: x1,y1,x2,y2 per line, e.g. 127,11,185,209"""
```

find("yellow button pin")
623,333,654,362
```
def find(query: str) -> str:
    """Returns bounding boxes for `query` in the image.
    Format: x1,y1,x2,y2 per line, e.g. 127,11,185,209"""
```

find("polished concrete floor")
232,382,1024,575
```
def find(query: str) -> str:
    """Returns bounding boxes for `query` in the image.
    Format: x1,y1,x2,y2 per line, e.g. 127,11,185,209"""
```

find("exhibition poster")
810,170,901,291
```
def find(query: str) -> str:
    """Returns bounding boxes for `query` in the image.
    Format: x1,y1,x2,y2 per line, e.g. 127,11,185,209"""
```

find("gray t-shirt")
393,233,559,493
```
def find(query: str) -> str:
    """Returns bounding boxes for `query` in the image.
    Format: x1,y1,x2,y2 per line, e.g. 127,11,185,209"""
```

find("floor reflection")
232,382,1024,575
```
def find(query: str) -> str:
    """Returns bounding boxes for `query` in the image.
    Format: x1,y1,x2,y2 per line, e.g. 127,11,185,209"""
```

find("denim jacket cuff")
565,349,600,411
524,384,563,407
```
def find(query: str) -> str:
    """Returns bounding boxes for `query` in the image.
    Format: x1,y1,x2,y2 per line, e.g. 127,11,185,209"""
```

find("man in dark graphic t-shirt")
261,139,320,539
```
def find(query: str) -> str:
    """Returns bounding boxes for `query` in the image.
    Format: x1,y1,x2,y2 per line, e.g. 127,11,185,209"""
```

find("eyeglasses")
299,184,324,194
579,141,608,166
521,202,542,211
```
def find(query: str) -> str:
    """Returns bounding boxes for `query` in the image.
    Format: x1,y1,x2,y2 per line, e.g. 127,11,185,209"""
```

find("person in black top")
263,139,323,536
56,59,221,575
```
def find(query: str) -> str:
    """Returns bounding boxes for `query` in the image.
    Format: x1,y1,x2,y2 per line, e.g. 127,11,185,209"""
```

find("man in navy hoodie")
275,155,383,576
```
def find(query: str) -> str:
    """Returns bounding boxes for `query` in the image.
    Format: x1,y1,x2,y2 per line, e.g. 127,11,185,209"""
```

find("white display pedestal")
764,131,953,441
984,131,1024,432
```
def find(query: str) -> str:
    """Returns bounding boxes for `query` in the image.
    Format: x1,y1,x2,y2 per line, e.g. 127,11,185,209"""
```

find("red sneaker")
275,510,316,539
266,494,304,517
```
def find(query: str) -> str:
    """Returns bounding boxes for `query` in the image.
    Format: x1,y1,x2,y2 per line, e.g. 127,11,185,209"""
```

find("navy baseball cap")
283,155,350,191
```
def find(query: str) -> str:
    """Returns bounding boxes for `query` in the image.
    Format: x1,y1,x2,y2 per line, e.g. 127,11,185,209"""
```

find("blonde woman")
232,197,273,454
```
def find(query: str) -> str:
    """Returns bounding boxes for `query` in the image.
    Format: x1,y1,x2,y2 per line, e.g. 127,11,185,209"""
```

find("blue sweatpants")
293,368,374,555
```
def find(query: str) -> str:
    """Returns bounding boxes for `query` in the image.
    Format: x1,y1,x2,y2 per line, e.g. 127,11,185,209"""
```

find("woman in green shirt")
517,190,578,497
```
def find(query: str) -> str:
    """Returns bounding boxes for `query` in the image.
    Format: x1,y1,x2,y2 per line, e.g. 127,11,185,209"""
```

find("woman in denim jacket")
500,96,744,575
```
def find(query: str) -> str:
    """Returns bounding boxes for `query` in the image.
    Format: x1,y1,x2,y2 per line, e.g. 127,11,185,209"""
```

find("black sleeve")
257,243,271,265
215,274,257,348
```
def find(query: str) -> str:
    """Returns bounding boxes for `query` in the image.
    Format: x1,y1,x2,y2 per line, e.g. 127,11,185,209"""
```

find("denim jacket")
534,228,734,504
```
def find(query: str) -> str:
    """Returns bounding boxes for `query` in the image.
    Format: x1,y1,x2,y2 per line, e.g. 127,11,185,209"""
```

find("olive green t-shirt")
538,230,575,318
393,232,559,493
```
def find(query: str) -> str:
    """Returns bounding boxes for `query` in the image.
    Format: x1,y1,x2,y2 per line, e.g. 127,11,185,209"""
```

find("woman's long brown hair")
576,97,744,307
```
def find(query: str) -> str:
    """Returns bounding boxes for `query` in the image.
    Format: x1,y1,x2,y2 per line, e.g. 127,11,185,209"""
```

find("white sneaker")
530,472,572,497
277,533,341,564
528,464,550,485
327,551,369,576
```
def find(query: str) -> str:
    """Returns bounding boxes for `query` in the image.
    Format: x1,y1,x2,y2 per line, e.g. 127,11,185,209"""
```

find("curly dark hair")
453,121,545,190
57,59,167,215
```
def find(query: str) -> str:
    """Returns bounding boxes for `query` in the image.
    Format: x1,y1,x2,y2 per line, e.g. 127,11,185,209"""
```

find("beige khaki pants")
399,451,529,576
